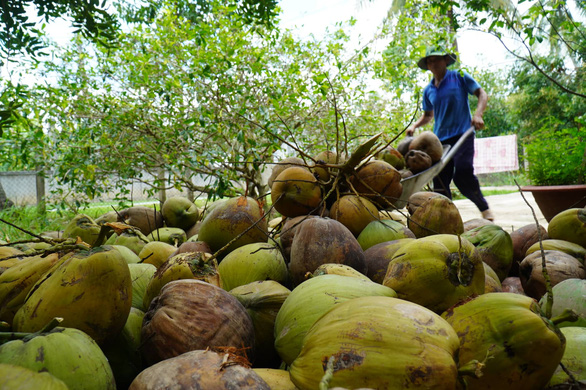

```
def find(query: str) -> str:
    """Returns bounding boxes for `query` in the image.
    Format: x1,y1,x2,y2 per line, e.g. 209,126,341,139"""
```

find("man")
406,47,494,221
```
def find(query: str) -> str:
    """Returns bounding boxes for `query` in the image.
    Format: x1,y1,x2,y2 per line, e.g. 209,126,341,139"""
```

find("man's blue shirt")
422,69,481,141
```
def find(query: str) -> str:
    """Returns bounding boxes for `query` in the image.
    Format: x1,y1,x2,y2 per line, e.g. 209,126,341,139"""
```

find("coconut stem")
319,356,335,390
515,180,554,318
550,309,580,326
0,317,63,344
458,359,485,379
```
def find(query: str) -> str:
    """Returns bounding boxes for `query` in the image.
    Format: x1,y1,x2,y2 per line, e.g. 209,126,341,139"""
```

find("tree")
23,0,393,207
448,0,586,98
0,0,119,63
0,0,279,63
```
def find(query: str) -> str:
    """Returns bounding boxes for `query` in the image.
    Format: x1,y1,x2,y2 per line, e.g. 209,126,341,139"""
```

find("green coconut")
147,227,187,246
101,307,145,389
161,196,200,231
0,326,116,390
289,296,461,390
128,263,157,311
252,368,298,390
274,274,396,365
462,224,514,281
548,207,586,247
483,262,503,292
539,278,586,328
230,281,291,368
95,210,119,226
442,292,567,390
525,239,586,263
197,196,268,257
138,241,177,268
383,234,485,313
548,327,586,386
0,363,69,389
105,229,151,256
376,145,406,170
111,244,142,264
218,242,288,292
62,214,101,245
13,246,132,345
357,219,415,251
312,263,371,280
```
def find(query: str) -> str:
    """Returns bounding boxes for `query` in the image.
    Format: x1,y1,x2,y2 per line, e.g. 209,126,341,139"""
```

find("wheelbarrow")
393,127,475,209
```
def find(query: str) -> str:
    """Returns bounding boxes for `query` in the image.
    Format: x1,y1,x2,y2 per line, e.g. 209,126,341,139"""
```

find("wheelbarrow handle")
441,127,475,166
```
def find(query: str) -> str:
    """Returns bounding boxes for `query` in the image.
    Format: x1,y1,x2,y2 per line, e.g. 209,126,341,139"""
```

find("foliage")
524,121,586,185
9,0,394,207
469,68,516,138
448,0,586,99
508,59,586,140
0,0,120,63
0,0,279,63
375,0,456,108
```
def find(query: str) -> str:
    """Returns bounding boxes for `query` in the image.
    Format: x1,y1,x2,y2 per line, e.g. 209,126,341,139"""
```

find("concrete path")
453,188,548,233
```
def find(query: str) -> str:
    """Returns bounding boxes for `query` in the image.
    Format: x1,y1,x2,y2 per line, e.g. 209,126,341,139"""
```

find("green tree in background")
11,0,393,206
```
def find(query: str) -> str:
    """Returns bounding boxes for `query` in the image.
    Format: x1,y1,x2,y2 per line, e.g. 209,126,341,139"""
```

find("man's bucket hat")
417,47,457,70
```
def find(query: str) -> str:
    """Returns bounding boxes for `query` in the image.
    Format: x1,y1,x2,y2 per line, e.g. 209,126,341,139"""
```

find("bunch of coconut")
391,131,444,178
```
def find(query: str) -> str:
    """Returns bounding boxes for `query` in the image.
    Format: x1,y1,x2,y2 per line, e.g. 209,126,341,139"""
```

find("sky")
4,0,518,84
277,0,516,70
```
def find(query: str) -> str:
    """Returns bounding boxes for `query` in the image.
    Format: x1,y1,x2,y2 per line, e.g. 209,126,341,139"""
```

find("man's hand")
405,126,416,137
471,114,485,130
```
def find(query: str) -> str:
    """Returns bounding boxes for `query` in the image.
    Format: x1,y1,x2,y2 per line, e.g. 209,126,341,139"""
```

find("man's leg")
452,133,490,212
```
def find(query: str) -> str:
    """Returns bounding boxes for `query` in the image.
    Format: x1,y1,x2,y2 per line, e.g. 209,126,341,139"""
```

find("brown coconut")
463,218,495,231
408,130,444,163
197,196,268,258
407,191,439,215
396,136,414,157
288,217,367,286
363,238,416,283
140,279,255,367
350,160,403,208
268,157,305,188
501,276,526,295
270,166,322,218
329,195,379,237
311,150,340,184
407,193,464,238
509,223,549,276
170,241,212,257
129,350,269,390
400,169,414,179
404,149,432,174
518,250,586,300
279,215,317,263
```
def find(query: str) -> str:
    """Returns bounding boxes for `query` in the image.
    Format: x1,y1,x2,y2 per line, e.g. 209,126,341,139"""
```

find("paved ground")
453,187,548,233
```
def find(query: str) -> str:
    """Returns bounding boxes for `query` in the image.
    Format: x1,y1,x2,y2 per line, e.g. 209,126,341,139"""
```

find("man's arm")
472,88,488,130
406,110,433,136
